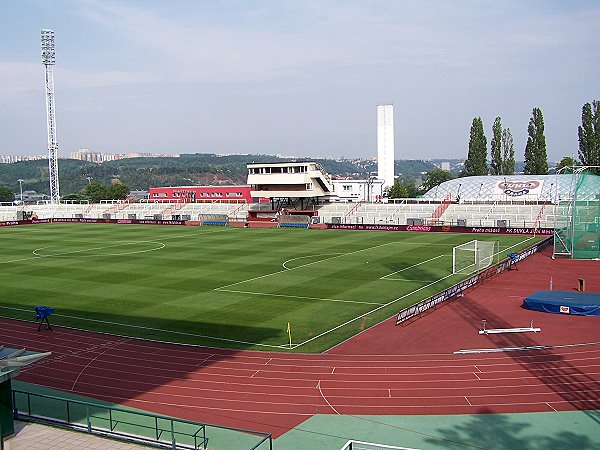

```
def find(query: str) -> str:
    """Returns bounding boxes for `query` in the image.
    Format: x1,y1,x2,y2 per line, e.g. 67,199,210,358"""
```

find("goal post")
452,240,498,275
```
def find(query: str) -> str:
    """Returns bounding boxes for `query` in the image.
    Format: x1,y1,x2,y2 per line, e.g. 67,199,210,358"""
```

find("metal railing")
396,236,553,325
12,389,272,450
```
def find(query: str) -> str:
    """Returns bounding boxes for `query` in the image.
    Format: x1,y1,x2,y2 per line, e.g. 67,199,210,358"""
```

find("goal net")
452,240,497,274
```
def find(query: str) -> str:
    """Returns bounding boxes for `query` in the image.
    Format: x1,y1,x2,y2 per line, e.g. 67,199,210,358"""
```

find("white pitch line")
380,254,446,279
216,288,384,305
214,240,398,291
381,278,441,282
33,242,166,258
0,305,289,350
282,253,343,270
294,272,455,349
0,230,231,264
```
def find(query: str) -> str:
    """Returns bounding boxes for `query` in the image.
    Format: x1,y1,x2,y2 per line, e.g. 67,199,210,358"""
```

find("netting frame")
553,167,600,260
452,240,498,275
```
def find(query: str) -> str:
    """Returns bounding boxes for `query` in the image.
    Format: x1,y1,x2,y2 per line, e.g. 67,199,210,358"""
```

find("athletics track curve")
1,247,599,438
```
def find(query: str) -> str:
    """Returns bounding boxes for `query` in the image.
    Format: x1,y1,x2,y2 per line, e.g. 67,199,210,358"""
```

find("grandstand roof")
421,174,600,202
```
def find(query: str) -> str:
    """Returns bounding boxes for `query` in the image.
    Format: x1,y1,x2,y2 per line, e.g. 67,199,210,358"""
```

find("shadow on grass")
0,310,283,447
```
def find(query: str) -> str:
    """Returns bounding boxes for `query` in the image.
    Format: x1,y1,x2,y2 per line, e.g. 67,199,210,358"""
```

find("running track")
1,247,599,438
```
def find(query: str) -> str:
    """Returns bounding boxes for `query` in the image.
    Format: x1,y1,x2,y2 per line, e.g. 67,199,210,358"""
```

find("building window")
343,185,352,191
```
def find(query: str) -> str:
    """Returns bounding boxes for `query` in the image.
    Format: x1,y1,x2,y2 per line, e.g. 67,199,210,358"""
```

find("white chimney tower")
377,104,394,189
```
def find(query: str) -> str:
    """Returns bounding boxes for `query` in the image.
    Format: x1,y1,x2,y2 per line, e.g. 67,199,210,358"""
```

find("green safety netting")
554,172,600,259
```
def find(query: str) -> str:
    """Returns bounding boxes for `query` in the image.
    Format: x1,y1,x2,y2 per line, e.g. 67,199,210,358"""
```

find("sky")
1,0,598,162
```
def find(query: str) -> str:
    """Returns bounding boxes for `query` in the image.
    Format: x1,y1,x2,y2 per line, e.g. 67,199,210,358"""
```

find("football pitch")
0,223,543,352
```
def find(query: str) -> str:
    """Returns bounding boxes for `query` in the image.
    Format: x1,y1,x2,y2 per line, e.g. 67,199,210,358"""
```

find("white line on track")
24,365,600,403
317,380,340,414
70,338,130,391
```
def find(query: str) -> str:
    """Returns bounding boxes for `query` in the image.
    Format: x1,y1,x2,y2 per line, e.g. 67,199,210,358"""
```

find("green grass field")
0,224,543,352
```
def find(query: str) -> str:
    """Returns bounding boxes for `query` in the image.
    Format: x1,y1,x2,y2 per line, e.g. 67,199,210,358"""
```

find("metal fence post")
170,419,176,449
86,404,91,433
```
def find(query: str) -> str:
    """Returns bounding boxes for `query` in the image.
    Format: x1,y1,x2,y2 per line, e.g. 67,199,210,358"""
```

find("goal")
452,240,497,274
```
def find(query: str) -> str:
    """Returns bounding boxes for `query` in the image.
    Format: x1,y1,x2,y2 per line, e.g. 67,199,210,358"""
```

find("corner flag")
287,322,292,349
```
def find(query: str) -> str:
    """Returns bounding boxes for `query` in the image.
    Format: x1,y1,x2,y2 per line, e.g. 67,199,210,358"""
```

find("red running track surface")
1,247,599,438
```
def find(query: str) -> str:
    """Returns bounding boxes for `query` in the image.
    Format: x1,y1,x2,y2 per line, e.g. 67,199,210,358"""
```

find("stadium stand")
2,175,590,230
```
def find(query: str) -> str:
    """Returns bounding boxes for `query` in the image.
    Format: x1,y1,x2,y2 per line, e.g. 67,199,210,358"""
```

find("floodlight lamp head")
41,29,55,65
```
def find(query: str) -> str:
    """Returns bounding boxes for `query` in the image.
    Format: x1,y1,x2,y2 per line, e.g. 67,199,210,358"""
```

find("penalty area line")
295,272,455,350
215,240,398,291
215,288,383,305
380,254,446,280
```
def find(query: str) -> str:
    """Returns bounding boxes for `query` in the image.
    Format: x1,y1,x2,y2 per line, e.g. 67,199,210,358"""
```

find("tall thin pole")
17,179,23,202
41,29,60,204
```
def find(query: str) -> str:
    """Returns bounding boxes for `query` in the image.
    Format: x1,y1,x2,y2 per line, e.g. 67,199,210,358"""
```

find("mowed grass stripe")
0,224,541,352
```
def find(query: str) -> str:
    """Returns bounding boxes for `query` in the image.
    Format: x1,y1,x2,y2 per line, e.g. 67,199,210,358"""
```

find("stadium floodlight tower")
41,29,60,203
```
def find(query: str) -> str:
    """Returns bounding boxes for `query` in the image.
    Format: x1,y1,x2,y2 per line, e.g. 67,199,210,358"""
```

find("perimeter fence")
396,236,553,325
12,389,272,450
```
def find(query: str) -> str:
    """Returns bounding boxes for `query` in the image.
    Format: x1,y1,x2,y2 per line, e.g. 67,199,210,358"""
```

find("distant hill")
0,153,461,196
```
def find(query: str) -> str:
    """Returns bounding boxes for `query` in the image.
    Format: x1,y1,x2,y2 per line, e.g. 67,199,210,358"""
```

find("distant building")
246,161,384,203
149,185,255,203
0,155,47,164
70,148,180,163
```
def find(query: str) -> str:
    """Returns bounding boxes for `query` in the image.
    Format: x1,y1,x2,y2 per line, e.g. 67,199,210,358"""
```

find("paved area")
3,421,152,449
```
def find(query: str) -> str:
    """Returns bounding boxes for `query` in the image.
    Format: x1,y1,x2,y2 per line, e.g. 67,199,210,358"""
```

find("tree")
421,169,454,193
556,156,579,173
462,117,488,176
106,183,130,200
81,182,107,203
489,117,502,175
524,107,548,175
387,178,422,198
0,185,14,202
578,100,600,172
501,128,515,175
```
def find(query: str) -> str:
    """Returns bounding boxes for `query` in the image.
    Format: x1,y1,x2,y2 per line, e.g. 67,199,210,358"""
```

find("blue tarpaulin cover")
35,306,54,320
523,290,600,316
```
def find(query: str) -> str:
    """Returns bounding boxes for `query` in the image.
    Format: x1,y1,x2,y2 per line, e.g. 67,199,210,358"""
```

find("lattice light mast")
41,29,60,203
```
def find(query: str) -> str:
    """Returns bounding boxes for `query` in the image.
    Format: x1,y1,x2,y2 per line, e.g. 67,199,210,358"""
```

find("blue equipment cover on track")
523,290,600,316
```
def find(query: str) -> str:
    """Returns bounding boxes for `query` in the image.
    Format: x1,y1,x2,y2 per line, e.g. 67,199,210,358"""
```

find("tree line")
463,100,600,177
387,99,599,198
